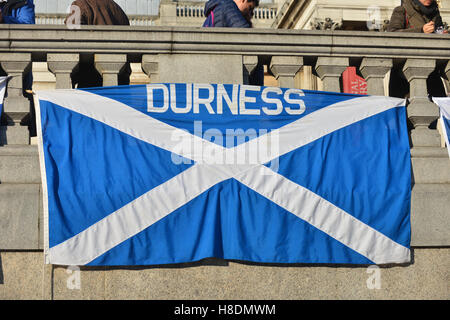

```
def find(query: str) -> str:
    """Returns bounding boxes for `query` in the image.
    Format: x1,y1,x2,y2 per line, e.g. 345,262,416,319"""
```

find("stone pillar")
269,56,303,88
402,58,440,148
297,66,318,90
360,58,392,96
0,53,32,145
94,54,127,87
243,56,258,85
47,53,79,89
158,0,178,26
142,55,159,83
315,57,348,92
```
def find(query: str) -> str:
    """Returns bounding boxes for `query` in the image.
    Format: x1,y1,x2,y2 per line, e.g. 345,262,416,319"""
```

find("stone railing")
176,4,205,18
35,14,158,26
162,2,277,27
0,25,449,251
175,3,277,20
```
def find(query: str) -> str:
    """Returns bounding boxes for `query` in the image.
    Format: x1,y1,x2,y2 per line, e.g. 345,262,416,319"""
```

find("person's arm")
2,1,35,24
387,6,422,33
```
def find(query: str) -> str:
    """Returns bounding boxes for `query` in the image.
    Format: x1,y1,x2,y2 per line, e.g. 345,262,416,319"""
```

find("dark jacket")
387,0,443,32
0,0,35,24
203,0,251,28
66,0,129,26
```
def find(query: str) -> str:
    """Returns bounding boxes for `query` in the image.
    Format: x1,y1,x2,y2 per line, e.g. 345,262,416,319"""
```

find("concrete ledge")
410,147,448,158
411,158,450,184
0,26,449,59
1,249,449,299
0,184,40,250
411,183,450,246
0,146,40,184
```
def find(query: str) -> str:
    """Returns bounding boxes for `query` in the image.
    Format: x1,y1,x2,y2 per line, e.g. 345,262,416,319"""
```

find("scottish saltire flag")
0,76,8,116
36,84,411,266
433,97,450,158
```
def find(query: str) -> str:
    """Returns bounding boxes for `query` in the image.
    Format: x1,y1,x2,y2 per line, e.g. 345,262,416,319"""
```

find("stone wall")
0,25,449,300
1,249,449,299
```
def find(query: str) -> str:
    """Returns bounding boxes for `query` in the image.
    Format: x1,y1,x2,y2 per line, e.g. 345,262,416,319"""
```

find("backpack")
0,0,28,16
203,11,215,27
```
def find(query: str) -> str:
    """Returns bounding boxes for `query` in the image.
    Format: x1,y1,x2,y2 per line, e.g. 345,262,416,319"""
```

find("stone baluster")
360,58,392,96
0,53,32,145
94,54,127,87
243,56,258,85
269,56,303,88
142,55,159,83
403,58,441,148
47,54,79,89
315,57,348,92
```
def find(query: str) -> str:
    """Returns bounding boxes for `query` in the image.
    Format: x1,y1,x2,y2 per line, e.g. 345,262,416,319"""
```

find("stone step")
0,145,41,183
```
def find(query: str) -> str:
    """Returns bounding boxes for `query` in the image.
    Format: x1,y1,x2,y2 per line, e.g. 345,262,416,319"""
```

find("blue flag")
433,97,450,158
0,76,8,117
36,84,411,266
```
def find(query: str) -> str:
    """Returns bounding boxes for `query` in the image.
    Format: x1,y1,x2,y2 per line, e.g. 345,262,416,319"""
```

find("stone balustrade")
0,25,449,251
35,14,158,26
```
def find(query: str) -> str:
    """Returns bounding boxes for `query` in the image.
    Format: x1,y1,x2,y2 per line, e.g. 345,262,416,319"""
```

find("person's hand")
444,30,449,34
423,21,435,33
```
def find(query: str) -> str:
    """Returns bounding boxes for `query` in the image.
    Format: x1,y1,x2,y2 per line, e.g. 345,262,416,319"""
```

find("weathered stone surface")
360,58,392,96
411,184,450,246
0,146,40,183
0,123,29,145
141,54,159,83
0,54,32,141
404,59,440,148
0,184,40,249
0,251,43,300
157,54,244,84
270,56,303,88
94,54,127,87
411,158,450,184
0,249,448,299
2,25,450,59
315,57,348,92
47,53,80,89
52,265,106,300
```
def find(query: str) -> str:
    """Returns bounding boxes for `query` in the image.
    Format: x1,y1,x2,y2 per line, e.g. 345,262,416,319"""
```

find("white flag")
433,97,450,158
0,76,8,115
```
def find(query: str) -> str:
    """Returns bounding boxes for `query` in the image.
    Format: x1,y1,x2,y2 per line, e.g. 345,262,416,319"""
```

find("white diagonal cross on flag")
36,88,410,265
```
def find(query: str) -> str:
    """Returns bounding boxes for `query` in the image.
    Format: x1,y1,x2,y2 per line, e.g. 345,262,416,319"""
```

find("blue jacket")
1,0,35,24
203,0,251,28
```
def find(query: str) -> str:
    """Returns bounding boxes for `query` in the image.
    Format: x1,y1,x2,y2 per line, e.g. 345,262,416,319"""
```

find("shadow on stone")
229,258,413,269
53,257,230,272
52,252,415,272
